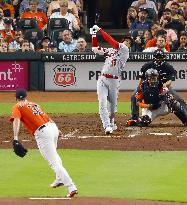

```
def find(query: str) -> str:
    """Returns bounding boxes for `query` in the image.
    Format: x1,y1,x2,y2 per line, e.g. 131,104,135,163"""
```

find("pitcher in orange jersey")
10,89,78,198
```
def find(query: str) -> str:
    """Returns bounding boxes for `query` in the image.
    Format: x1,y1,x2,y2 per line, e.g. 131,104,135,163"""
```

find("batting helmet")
16,89,27,100
153,49,166,67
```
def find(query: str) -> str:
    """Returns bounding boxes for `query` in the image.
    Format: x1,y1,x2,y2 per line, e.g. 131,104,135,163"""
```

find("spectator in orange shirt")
145,24,171,52
0,0,15,18
21,0,48,30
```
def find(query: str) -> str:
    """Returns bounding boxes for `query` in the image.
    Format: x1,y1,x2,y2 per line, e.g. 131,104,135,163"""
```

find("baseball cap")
4,18,13,24
48,42,57,48
16,89,27,100
138,8,148,13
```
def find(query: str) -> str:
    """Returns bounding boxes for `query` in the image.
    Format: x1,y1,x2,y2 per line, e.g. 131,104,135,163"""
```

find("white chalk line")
30,197,71,200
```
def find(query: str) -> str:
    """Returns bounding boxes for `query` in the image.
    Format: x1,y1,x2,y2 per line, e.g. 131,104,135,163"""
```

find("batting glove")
93,25,101,32
90,27,97,35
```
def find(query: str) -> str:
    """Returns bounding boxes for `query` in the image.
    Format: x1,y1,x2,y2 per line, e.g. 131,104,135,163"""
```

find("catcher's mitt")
13,140,28,158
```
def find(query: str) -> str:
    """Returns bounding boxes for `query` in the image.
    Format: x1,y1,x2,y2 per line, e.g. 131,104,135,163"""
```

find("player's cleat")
66,190,78,198
105,126,113,134
111,123,117,131
50,180,64,188
126,119,138,126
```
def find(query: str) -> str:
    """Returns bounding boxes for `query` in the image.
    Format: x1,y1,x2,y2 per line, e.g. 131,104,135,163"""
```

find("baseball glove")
13,140,28,158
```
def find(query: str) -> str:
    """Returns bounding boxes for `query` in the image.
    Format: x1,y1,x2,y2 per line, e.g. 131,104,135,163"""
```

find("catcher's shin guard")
174,105,187,125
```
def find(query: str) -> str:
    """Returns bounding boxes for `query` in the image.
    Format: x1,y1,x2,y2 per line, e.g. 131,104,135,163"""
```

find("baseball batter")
91,25,132,134
10,89,78,198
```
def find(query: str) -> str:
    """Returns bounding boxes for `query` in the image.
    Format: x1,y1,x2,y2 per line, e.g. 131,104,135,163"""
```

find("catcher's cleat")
105,126,113,135
66,190,78,198
126,119,138,126
50,180,64,188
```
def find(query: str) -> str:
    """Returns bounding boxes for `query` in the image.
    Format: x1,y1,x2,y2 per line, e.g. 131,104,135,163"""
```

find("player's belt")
102,73,118,79
38,124,46,131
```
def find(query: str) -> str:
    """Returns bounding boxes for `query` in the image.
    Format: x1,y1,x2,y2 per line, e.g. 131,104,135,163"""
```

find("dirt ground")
1,91,187,205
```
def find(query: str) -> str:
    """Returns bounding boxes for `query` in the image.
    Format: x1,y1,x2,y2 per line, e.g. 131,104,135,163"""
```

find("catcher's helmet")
153,49,166,67
16,89,27,100
145,68,159,87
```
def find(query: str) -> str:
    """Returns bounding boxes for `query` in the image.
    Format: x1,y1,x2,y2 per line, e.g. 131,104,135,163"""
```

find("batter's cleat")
111,124,117,131
105,126,113,135
66,190,78,198
126,119,138,126
50,180,64,188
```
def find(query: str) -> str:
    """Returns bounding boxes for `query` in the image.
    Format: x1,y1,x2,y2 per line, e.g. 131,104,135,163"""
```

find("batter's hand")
92,25,101,32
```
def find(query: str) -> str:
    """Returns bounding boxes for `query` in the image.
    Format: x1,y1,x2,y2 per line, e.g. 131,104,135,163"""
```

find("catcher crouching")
129,69,187,127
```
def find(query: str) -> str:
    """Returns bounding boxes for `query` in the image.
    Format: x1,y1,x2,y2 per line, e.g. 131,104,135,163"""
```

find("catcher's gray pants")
34,122,76,189
97,75,120,129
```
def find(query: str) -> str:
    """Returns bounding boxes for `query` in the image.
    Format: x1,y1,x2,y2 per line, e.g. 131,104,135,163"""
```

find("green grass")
1,150,187,202
0,102,131,116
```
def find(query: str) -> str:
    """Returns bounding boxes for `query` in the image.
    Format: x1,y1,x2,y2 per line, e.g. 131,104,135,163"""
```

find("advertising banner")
0,61,29,91
45,61,187,91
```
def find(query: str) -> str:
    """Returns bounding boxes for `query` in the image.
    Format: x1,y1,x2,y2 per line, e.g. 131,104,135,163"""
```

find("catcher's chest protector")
142,82,161,105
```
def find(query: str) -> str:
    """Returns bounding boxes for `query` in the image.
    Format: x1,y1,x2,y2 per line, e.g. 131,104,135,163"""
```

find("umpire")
127,49,187,124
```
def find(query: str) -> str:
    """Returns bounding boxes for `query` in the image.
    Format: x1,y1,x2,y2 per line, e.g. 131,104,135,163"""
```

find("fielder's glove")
92,25,101,32
13,140,28,158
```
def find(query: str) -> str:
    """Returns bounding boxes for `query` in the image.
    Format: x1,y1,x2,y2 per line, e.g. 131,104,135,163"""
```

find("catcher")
131,68,187,127
10,89,78,198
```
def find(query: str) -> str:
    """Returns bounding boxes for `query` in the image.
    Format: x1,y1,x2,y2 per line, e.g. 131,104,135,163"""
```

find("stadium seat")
48,18,70,36
51,28,66,46
24,28,44,47
17,18,38,31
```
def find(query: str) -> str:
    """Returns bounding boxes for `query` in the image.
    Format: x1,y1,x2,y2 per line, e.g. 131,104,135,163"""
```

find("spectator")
20,0,48,30
37,36,51,52
50,0,80,32
58,29,77,52
48,41,58,52
19,39,34,52
131,0,158,14
165,0,185,10
176,31,187,52
19,0,47,14
170,2,185,25
146,25,171,51
0,0,15,18
71,0,83,12
127,6,138,28
143,35,168,52
47,0,79,19
73,37,92,52
130,8,152,31
131,29,152,52
13,0,21,18
1,18,15,43
8,29,24,52
0,6,5,30
0,41,8,52
160,8,184,35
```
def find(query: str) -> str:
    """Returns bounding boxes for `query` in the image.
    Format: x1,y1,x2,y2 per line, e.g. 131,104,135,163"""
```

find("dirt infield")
1,91,187,205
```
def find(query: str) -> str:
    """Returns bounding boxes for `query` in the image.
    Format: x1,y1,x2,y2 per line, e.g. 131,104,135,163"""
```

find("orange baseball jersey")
10,100,50,135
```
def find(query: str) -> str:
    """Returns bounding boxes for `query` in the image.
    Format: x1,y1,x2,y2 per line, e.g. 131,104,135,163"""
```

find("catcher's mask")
153,49,166,67
16,89,27,100
145,68,159,87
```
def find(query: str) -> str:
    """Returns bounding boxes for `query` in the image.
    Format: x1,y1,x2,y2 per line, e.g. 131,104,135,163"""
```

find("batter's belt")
102,73,118,79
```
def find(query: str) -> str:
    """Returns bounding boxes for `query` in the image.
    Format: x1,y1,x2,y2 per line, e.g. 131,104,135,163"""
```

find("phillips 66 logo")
53,64,76,87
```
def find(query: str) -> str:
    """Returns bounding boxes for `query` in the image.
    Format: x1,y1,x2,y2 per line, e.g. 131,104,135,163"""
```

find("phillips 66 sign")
53,64,76,87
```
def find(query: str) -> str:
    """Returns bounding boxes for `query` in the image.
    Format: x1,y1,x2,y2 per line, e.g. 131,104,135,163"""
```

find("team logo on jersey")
53,64,76,87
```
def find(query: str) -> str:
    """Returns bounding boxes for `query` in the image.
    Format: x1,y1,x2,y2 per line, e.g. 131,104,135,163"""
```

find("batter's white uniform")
34,122,77,193
95,43,129,129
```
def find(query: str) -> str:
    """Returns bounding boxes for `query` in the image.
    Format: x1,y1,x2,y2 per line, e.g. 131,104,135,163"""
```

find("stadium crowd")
0,0,186,53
